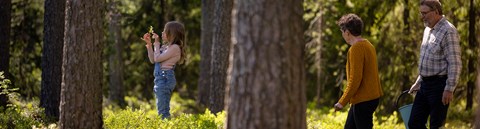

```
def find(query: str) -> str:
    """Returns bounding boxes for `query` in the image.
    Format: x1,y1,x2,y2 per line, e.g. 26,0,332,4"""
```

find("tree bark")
0,0,11,108
226,0,306,128
108,0,126,108
466,0,477,110
313,11,324,108
476,73,480,129
208,0,232,114
198,0,214,107
40,0,65,121
476,50,480,129
140,0,155,101
59,0,105,128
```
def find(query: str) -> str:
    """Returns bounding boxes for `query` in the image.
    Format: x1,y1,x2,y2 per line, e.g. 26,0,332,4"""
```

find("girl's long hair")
165,21,186,64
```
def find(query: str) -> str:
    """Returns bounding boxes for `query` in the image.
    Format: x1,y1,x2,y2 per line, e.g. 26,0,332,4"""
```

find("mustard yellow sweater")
338,40,383,106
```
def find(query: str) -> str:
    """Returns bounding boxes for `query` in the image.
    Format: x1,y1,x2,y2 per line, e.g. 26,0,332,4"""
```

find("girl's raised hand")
142,33,151,44
152,33,160,42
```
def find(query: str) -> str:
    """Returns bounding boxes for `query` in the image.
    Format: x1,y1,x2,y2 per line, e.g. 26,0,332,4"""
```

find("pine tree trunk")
59,0,105,128
198,0,214,107
466,0,477,110
0,0,11,108
226,0,306,128
208,0,232,114
313,12,324,108
40,0,65,121
476,59,480,129
108,0,126,108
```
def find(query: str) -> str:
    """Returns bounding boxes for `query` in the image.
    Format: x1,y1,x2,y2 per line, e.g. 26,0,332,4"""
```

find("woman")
333,14,383,129
142,21,186,119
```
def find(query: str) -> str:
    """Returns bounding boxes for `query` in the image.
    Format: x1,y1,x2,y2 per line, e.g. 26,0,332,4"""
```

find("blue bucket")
399,104,413,129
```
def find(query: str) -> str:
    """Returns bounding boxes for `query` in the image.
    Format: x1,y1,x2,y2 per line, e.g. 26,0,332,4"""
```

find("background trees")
198,0,214,108
0,0,12,108
59,0,105,128
225,0,306,128
0,0,477,127
208,0,232,114
40,0,65,120
107,0,126,108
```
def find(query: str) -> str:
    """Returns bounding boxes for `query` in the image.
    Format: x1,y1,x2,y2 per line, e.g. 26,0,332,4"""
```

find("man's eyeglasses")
420,10,434,16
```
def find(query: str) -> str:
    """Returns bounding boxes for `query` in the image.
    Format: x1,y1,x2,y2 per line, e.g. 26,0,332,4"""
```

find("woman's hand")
142,33,152,44
334,103,343,112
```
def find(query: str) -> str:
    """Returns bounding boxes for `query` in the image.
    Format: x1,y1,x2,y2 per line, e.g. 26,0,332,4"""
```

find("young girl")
142,21,186,119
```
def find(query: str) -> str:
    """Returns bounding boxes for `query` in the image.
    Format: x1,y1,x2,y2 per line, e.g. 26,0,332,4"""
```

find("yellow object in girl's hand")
141,26,154,41
148,26,154,34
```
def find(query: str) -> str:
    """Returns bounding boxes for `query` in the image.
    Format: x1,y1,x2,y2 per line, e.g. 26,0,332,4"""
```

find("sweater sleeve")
339,44,365,106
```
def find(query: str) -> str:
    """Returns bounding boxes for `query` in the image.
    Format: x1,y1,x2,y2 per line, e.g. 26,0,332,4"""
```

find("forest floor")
0,93,475,129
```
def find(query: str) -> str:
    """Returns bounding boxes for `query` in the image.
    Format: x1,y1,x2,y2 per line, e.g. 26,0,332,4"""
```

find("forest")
0,0,479,128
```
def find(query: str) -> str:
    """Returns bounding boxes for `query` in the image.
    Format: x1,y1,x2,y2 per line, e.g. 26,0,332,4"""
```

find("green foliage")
0,91,474,128
104,107,224,129
0,107,40,129
104,93,223,129
0,72,44,129
1,72,17,96
303,0,479,116
5,0,478,127
9,0,44,98
306,104,403,129
103,99,473,129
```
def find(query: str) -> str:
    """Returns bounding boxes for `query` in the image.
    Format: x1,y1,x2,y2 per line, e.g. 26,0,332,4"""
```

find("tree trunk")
0,0,11,108
226,0,306,128
59,0,105,128
402,0,411,91
476,27,480,128
108,0,126,108
476,50,480,129
466,0,477,110
313,12,324,108
142,67,154,100
40,0,65,121
198,0,214,107
208,0,232,114
476,74,480,129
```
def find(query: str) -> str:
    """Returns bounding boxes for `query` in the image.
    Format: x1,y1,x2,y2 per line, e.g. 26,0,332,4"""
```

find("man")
408,0,461,128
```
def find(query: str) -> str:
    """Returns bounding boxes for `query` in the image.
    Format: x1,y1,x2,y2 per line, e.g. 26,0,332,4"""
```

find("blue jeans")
153,63,176,119
408,75,448,129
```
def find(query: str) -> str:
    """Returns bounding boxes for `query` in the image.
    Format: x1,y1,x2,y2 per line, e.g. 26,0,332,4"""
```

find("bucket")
399,104,413,129
395,90,413,129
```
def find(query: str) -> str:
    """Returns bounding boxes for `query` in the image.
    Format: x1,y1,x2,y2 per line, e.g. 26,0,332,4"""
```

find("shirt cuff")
444,85,455,92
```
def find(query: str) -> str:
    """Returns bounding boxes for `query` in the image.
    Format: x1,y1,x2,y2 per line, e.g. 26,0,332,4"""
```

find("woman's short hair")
336,14,363,36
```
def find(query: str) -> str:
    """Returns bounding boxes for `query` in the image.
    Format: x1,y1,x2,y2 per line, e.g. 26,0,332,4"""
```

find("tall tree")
198,0,214,107
59,0,105,128
309,11,324,107
476,49,480,129
108,0,126,108
466,0,477,110
208,0,233,114
140,0,156,101
226,0,306,128
40,0,65,121
0,0,11,108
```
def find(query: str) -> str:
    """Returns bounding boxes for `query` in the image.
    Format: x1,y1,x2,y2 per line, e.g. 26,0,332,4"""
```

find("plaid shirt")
419,17,462,92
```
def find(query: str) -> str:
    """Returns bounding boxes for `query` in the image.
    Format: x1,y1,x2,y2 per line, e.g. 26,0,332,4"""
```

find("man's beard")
423,21,430,28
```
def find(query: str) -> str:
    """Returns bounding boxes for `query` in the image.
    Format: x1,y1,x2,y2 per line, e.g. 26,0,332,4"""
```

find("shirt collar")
431,17,447,30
